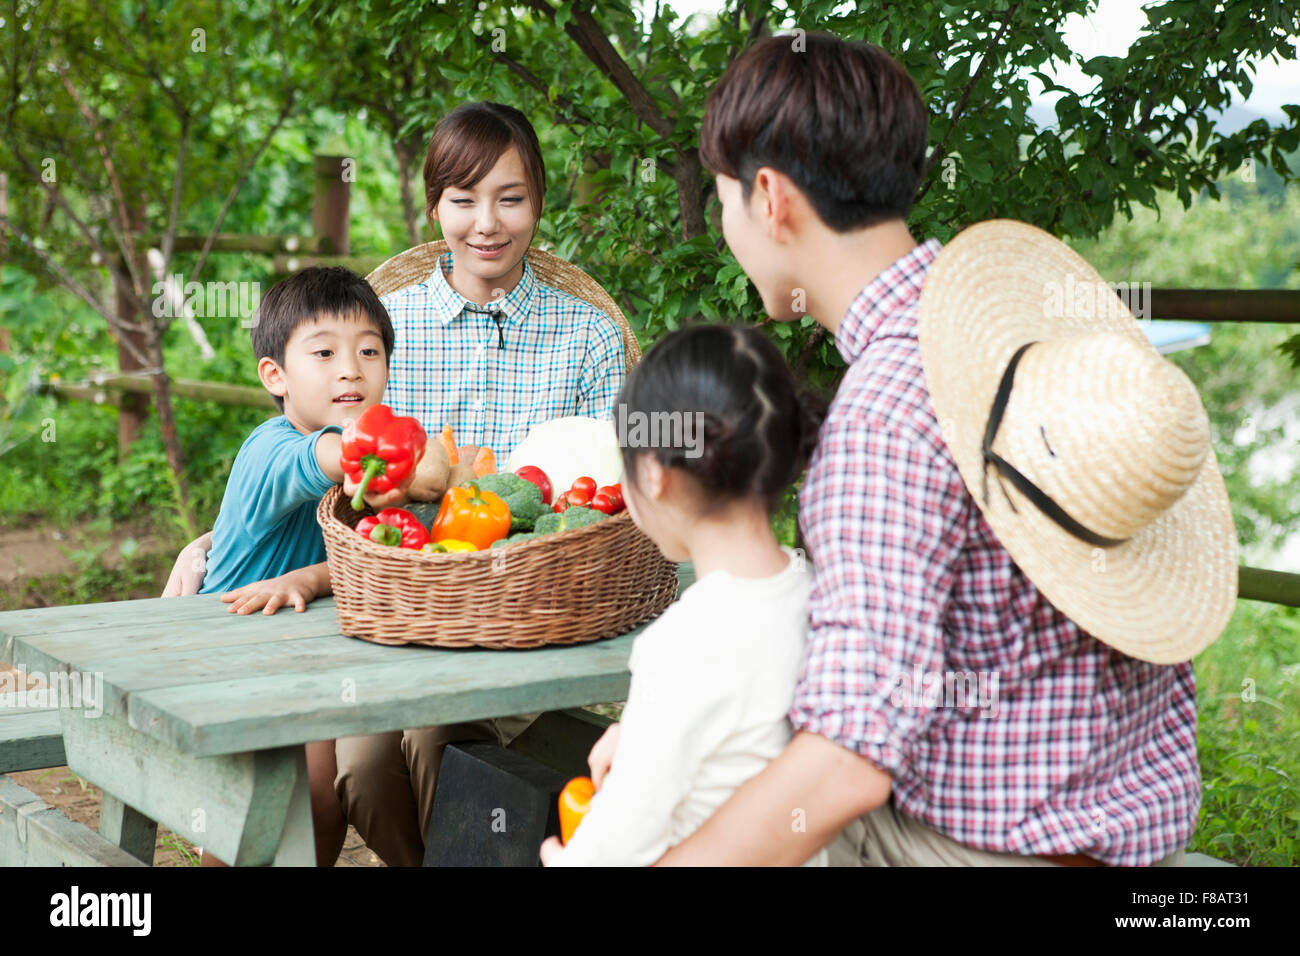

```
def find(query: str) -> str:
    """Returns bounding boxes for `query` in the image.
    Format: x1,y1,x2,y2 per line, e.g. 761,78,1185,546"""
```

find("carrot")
472,446,497,478
439,424,459,465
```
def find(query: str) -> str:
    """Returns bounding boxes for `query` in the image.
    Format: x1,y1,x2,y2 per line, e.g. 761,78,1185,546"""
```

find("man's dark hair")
699,32,928,231
250,266,395,412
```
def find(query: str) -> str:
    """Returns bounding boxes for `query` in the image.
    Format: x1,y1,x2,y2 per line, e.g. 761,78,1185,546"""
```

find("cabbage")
503,416,624,494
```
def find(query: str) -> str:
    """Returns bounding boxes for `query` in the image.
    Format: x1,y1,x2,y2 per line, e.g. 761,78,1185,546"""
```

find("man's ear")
257,356,288,402
752,166,797,242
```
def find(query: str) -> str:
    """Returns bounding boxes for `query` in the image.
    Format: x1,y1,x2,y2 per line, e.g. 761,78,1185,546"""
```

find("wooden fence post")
312,155,351,257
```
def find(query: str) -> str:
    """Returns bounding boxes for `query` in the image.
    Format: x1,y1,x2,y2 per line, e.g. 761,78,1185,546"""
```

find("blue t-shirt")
200,416,342,594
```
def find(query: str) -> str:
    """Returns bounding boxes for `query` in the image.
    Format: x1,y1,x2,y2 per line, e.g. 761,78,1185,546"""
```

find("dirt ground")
0,520,165,585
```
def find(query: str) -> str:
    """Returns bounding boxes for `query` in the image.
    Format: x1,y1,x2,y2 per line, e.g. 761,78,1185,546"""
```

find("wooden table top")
1,563,694,758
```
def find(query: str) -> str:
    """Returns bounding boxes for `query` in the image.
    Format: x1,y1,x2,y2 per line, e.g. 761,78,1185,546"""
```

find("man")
656,32,1235,866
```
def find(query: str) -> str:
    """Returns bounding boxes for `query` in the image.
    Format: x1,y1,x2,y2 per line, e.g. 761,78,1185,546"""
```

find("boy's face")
258,311,389,433
715,171,801,322
431,146,537,300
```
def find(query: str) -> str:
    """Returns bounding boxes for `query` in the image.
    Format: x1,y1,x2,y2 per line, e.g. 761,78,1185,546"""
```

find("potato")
406,441,451,502
448,459,479,489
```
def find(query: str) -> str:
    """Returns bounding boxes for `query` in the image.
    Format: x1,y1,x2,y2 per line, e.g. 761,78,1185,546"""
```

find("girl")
540,323,829,866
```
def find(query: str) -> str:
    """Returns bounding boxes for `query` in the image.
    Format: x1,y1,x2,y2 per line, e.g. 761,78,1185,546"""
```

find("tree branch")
6,143,118,274
52,57,148,300
160,119,189,272
526,0,673,139
468,30,601,131
188,95,296,290
917,3,1021,203
0,216,153,367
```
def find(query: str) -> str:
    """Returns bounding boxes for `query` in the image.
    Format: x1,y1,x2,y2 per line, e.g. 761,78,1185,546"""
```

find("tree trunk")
395,137,423,248
672,148,708,241
0,172,7,352
145,331,192,525
111,266,150,457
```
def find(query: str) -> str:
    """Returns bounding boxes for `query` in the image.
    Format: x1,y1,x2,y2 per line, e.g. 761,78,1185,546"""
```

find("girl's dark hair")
617,324,827,514
423,101,546,230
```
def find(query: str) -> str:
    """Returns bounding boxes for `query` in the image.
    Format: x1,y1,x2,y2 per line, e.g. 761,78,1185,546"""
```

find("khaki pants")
827,798,1186,867
334,713,538,867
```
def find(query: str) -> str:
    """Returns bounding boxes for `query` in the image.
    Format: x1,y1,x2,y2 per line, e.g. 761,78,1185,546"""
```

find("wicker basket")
318,485,680,650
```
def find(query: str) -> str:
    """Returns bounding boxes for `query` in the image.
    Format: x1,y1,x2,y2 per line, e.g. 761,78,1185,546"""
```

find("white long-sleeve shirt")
548,546,828,866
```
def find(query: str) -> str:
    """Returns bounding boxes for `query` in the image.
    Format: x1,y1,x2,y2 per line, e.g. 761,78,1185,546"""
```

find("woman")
165,102,626,866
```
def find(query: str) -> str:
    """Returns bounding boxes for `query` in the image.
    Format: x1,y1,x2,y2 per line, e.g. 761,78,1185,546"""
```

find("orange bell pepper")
558,776,595,845
431,482,511,550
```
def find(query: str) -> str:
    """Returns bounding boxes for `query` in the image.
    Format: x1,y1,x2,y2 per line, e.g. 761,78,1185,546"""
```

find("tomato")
553,491,572,513
570,476,597,502
596,485,623,512
590,493,615,515
558,776,595,845
514,465,552,505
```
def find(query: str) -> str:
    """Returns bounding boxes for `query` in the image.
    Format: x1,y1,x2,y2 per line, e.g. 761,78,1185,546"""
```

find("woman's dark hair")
617,324,827,514
423,101,546,230
699,32,927,231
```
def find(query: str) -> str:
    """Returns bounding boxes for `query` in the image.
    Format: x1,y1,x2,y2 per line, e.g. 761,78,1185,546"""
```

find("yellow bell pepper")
421,539,478,554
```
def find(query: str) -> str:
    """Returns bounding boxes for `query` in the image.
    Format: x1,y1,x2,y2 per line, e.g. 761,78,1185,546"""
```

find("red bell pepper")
355,508,431,550
340,404,427,511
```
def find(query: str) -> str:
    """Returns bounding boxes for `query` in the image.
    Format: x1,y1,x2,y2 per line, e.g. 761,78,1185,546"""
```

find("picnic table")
0,563,694,866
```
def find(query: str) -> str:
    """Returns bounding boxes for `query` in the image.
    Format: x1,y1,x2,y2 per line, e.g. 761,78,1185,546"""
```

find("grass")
1192,598,1300,865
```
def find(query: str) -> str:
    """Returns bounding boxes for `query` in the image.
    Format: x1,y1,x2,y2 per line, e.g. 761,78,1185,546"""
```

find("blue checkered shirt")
380,251,626,460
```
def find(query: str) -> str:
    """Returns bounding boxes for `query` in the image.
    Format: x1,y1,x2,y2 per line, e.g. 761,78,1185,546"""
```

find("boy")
198,265,411,866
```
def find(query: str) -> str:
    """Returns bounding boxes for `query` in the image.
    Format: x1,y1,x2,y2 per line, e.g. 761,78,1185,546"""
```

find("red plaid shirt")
789,237,1200,866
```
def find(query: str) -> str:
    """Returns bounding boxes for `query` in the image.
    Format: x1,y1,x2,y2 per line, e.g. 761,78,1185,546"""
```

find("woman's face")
432,146,538,302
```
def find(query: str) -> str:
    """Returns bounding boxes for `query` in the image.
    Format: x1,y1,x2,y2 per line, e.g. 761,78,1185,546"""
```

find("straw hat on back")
917,219,1237,664
366,240,642,371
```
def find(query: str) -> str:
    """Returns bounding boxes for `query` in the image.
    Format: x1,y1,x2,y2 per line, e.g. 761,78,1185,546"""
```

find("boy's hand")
221,563,330,615
588,721,621,790
162,531,213,597
341,472,410,510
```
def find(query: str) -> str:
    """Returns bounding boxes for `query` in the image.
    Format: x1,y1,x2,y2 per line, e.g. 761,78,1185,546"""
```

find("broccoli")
534,506,608,536
490,531,545,548
559,506,609,530
465,473,548,532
